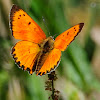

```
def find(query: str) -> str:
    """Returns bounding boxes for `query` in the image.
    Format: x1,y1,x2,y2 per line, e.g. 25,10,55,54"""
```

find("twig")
45,71,59,100
51,79,54,100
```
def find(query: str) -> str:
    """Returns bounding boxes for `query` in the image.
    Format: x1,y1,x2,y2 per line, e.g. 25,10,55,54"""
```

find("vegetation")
0,0,100,100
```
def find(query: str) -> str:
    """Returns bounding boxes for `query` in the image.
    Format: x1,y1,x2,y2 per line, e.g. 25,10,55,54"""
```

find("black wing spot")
28,22,31,25
14,57,18,61
17,61,20,65
23,14,25,16
67,32,69,35
57,61,59,65
12,48,15,53
50,68,53,71
38,44,41,47
26,68,31,71
47,70,49,73
13,54,16,57
42,72,45,75
79,23,84,33
18,18,20,19
19,15,21,17
21,65,25,70
74,27,76,31
38,72,41,75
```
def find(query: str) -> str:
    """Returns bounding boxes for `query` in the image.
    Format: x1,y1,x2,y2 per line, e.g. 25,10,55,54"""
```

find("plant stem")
51,79,54,100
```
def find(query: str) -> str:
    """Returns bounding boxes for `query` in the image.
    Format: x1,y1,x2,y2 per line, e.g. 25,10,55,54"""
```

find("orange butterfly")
10,4,84,76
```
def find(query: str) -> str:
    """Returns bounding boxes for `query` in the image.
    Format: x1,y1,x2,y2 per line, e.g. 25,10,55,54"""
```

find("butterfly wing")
12,41,40,74
36,23,84,76
54,23,84,51
10,5,46,43
36,48,61,76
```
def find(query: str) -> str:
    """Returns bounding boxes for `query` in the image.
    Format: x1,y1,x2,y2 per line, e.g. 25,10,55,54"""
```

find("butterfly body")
35,36,56,74
10,5,84,76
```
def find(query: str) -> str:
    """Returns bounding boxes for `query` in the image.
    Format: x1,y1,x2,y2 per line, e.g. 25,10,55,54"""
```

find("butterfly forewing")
10,4,46,43
54,23,84,51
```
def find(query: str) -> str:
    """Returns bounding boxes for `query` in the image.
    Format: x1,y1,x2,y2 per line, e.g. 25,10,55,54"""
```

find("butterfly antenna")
42,16,50,35
52,33,58,38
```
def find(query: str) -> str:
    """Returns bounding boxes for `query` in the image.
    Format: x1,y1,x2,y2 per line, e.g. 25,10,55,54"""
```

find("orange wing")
37,48,61,76
54,23,84,51
11,41,40,74
10,5,46,43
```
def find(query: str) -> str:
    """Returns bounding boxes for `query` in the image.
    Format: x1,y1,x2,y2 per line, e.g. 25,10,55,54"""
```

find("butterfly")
10,4,84,76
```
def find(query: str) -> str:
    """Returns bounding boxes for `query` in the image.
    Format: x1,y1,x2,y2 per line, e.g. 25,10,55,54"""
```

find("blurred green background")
0,0,100,100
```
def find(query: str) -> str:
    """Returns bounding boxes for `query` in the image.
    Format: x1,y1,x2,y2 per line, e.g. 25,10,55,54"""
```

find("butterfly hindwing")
54,23,84,51
37,48,61,76
10,5,46,43
11,41,40,74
